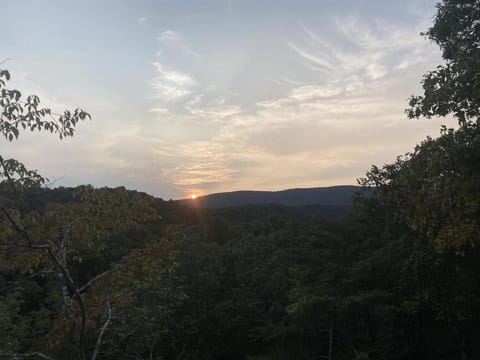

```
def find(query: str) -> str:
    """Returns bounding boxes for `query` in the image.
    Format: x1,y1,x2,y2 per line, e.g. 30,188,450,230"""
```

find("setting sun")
190,194,197,200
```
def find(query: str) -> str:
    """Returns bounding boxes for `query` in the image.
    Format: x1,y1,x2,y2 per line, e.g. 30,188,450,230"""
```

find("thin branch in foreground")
0,203,87,359
0,351,55,360
90,299,112,360
79,270,111,294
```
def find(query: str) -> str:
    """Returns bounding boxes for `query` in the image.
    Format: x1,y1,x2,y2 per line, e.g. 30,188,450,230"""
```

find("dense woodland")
1,0,480,359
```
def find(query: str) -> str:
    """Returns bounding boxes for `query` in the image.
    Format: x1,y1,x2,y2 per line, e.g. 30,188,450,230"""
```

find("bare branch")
0,203,87,360
44,175,65,188
44,245,87,355
0,351,55,360
0,206,48,250
90,299,112,360
79,270,111,294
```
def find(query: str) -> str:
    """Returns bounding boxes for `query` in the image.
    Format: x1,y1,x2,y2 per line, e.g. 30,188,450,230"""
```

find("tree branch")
0,351,55,360
0,204,87,360
90,299,112,360
79,270,111,294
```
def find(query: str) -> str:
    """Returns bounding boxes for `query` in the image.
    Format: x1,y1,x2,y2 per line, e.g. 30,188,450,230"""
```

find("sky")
1,0,457,199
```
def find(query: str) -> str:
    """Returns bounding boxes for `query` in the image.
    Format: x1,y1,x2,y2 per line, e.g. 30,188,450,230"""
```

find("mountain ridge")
178,185,360,208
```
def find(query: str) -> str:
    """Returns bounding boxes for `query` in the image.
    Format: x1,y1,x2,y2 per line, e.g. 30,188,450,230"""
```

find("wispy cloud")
5,0,451,200
187,105,242,121
157,29,178,42
169,140,258,187
292,17,437,81
149,107,169,113
157,29,200,57
151,62,197,100
139,15,447,195
287,41,334,71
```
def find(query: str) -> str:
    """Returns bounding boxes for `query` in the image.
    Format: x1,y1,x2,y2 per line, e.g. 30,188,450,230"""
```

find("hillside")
178,185,360,208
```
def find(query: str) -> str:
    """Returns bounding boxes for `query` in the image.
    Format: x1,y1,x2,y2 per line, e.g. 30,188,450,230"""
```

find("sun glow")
190,194,197,200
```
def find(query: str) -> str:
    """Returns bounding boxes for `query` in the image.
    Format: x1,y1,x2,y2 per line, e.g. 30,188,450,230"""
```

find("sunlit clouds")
3,0,457,199
151,62,197,100
157,29,200,58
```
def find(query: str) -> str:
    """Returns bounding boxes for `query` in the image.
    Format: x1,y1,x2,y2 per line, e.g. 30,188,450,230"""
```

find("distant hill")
178,185,360,209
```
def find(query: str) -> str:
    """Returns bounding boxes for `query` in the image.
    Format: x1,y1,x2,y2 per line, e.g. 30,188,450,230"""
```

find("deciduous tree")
407,0,480,124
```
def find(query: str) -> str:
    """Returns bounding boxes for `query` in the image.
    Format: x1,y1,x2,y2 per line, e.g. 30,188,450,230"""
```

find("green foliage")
407,0,480,124
98,221,298,360
0,296,27,353
359,122,480,251
0,158,46,192
0,69,90,142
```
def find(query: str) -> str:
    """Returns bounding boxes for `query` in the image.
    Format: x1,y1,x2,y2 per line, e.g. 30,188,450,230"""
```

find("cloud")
151,62,197,100
287,41,333,71
188,106,241,121
113,15,452,197
186,100,243,122
150,107,169,113
157,29,200,57
135,14,447,196
287,16,439,91
104,137,258,193
167,140,258,188
366,63,387,80
4,0,453,201
290,85,343,100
